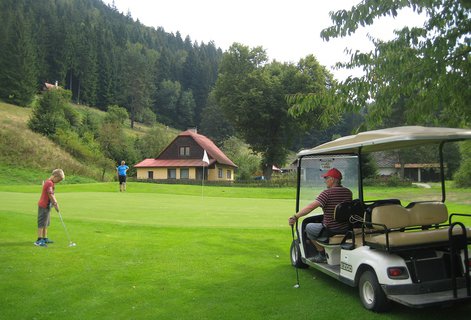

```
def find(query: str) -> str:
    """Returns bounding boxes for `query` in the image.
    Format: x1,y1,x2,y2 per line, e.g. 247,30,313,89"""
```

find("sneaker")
34,239,47,247
43,238,54,244
309,252,326,263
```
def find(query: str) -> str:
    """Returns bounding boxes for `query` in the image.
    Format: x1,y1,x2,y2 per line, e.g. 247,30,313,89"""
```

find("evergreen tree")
177,90,195,128
0,5,38,106
154,80,182,127
28,89,72,136
120,43,157,128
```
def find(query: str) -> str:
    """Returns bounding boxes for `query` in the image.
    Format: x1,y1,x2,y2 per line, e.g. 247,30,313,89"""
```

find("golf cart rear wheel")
290,239,308,268
358,270,389,312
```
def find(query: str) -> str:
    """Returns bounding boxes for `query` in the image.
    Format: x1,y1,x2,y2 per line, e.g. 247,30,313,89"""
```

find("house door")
196,167,208,180
148,171,153,179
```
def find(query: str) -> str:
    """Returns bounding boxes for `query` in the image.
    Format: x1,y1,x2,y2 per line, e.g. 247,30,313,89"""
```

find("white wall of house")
136,166,234,181
377,168,398,176
207,164,234,181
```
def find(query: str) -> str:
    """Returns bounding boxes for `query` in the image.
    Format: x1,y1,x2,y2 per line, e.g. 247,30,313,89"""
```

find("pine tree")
0,6,38,106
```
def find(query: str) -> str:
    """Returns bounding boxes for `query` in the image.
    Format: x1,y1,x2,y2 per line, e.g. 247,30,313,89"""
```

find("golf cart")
290,126,471,312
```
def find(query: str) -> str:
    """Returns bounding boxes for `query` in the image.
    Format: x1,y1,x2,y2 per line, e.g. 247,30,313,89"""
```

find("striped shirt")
316,186,352,231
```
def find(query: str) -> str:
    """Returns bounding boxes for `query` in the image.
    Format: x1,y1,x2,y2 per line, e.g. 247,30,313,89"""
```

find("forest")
0,0,222,130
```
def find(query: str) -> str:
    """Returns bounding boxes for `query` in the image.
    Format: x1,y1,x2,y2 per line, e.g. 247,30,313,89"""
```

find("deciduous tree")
214,44,335,179
317,0,470,128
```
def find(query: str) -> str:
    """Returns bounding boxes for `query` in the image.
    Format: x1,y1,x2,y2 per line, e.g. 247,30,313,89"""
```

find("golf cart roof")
298,126,471,157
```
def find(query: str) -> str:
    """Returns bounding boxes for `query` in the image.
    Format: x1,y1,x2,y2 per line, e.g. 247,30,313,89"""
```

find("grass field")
1,182,471,319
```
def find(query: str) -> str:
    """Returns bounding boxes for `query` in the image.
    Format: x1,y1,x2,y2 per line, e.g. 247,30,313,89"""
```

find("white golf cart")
290,126,471,312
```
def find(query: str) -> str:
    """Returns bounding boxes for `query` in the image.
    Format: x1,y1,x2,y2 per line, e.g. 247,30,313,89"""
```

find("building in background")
134,129,237,182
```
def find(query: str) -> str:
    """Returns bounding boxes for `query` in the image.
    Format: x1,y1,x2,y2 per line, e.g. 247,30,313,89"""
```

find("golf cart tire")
290,240,308,268
358,270,390,312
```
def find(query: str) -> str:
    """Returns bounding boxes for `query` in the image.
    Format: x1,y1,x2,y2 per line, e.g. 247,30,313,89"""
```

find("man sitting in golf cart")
288,168,352,263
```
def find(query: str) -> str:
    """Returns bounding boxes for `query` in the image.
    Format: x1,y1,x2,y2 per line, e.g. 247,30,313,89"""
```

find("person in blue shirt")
116,160,129,192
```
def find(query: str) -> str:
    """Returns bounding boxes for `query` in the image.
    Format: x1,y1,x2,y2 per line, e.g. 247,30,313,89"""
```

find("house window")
179,146,190,156
148,171,154,179
218,168,223,179
180,168,189,179
167,169,176,179
226,170,231,179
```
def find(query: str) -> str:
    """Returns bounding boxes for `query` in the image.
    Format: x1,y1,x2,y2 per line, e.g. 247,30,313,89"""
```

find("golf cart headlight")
387,267,409,279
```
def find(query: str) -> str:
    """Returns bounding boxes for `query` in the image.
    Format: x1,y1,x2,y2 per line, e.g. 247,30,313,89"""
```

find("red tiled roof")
135,158,216,168
174,130,237,167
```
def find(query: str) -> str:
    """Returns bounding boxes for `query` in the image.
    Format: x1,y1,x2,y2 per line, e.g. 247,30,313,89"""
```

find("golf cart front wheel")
358,270,390,312
290,240,308,268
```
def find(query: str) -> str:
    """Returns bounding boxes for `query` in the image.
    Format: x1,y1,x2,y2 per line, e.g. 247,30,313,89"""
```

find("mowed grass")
1,183,471,319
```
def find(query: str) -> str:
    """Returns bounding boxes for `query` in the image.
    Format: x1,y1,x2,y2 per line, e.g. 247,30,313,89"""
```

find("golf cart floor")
304,259,341,278
388,288,471,307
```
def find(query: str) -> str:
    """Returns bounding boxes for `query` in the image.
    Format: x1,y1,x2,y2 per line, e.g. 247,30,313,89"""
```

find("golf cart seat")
316,199,365,244
364,201,471,252
315,200,366,264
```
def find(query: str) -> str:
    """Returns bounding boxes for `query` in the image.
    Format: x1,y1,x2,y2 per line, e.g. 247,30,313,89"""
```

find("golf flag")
202,150,209,165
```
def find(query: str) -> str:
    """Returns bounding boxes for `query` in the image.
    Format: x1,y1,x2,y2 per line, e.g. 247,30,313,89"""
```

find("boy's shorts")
119,175,127,184
38,206,51,228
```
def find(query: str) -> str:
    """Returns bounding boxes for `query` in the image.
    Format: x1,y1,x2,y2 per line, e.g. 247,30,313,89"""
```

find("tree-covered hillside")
0,0,222,130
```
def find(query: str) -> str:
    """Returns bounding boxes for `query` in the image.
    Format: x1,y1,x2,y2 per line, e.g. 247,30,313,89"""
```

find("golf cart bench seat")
364,202,471,250
318,229,364,245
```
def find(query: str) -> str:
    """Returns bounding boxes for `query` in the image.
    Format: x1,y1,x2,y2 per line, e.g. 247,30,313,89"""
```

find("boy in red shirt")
35,169,65,247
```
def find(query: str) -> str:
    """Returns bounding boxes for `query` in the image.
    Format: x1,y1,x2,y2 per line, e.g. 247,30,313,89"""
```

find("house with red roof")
134,129,237,181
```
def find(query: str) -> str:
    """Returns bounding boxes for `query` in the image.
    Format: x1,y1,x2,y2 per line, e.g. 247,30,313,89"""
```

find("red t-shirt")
316,186,352,231
38,179,54,208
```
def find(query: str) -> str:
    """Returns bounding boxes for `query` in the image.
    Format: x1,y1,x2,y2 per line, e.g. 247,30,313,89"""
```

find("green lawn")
1,183,470,319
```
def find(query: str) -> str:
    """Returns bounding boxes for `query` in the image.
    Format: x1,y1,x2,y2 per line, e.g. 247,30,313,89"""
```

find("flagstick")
201,149,209,200
201,164,204,199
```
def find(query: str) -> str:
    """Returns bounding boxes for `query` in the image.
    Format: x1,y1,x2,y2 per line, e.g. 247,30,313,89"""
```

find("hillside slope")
0,102,107,184
0,101,180,184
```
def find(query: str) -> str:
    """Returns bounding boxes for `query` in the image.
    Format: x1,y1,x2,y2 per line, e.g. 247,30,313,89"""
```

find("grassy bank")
0,102,111,182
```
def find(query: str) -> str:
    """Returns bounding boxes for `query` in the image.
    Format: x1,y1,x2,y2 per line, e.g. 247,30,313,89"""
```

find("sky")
103,0,424,80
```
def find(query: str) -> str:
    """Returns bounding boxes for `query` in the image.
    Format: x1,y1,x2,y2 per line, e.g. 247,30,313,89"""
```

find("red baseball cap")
322,168,342,180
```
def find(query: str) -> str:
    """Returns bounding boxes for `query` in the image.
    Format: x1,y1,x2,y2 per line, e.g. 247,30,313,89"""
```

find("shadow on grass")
0,241,39,247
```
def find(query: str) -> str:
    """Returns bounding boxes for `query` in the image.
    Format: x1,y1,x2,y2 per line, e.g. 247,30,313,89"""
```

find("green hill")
0,102,178,185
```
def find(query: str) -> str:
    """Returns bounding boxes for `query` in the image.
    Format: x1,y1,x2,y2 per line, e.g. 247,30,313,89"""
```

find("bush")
363,175,412,187
137,107,157,126
104,105,128,125
52,128,102,162
221,136,261,181
135,126,175,159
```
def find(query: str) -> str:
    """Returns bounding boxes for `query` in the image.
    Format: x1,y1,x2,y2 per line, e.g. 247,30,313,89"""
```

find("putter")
57,210,76,247
291,224,300,288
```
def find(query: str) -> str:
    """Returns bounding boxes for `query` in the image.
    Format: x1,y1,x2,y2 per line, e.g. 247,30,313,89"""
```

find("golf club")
291,224,300,288
56,210,76,247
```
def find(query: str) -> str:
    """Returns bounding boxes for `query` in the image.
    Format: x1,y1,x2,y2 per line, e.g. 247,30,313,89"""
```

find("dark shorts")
119,175,127,184
38,206,51,228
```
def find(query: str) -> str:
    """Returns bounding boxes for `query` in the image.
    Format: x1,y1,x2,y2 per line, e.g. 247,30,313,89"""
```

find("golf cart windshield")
362,144,447,203
297,155,359,213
